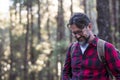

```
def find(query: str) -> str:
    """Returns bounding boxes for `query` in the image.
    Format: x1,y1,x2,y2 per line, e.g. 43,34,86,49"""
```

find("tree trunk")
69,0,73,42
38,71,43,80
29,2,36,80
37,0,41,41
46,0,51,40
56,0,65,41
96,0,112,43
83,0,87,13
23,3,29,80
109,0,117,45
84,0,98,35
9,7,16,80
19,0,22,24
0,41,4,79
118,0,120,48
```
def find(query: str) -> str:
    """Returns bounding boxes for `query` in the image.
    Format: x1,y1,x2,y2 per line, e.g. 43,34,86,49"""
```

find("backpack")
97,39,116,80
70,39,117,80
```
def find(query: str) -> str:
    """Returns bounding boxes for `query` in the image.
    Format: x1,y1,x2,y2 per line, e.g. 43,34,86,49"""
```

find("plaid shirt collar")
89,35,98,47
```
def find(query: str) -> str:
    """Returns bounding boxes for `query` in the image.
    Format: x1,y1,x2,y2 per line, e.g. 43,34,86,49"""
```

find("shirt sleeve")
62,44,72,80
105,42,120,79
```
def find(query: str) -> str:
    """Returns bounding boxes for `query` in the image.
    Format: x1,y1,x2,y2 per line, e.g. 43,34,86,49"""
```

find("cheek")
83,31,90,38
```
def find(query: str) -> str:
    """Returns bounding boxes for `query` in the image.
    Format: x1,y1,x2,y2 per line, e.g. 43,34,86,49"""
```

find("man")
62,13,120,80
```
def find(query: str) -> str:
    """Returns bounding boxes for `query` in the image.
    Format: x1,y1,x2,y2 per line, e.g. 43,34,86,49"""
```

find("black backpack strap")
70,41,78,57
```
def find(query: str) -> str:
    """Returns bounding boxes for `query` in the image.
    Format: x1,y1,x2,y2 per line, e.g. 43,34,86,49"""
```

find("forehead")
69,24,82,31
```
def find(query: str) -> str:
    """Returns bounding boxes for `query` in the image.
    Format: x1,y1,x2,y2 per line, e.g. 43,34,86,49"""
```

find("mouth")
77,37,84,41
78,38,86,46
76,36,88,42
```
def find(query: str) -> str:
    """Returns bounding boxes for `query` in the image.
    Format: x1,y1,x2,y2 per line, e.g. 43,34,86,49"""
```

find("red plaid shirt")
62,37,120,80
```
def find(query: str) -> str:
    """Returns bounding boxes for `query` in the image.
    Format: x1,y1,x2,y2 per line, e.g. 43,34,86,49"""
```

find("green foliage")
53,40,69,55
12,34,25,53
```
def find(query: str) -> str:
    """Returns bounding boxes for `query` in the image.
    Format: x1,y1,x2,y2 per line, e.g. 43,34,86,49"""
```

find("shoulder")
98,39,116,51
67,41,78,50
72,41,78,46
105,41,115,49
97,38,114,49
67,41,78,49
104,41,118,55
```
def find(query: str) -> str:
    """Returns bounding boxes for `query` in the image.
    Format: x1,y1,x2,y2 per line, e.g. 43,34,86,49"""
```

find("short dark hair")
68,13,91,29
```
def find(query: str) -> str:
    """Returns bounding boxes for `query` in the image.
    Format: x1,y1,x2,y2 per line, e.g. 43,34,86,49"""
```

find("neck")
88,34,95,43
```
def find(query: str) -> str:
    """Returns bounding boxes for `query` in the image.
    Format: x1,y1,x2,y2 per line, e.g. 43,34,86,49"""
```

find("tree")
69,0,73,42
46,0,51,41
0,40,4,80
29,1,36,80
56,0,65,80
56,0,65,41
83,0,98,35
37,0,42,41
96,0,112,43
18,0,22,24
9,6,17,80
23,0,30,79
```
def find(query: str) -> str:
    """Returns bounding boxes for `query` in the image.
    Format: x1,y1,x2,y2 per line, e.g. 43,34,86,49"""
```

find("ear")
88,23,92,30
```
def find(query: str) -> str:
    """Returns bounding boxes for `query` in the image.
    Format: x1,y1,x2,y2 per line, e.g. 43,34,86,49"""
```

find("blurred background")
0,0,120,80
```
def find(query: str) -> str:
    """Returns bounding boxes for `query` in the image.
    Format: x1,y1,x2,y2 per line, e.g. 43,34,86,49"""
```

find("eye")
72,30,82,35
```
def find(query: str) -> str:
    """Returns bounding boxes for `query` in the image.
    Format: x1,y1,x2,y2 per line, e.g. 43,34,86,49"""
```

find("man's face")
69,24,90,45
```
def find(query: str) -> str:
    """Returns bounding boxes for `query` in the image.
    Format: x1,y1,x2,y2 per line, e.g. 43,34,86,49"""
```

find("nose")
74,34,81,38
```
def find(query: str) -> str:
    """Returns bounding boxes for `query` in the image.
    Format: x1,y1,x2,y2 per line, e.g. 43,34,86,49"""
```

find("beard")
76,35,90,46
